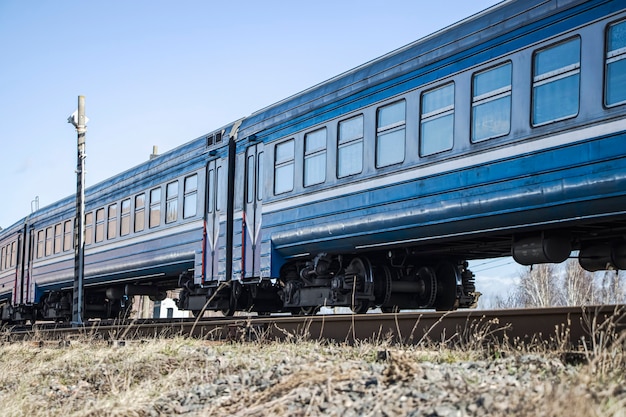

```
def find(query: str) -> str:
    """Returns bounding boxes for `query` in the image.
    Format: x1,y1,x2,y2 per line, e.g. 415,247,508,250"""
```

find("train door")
13,222,31,306
242,144,264,280
203,159,227,284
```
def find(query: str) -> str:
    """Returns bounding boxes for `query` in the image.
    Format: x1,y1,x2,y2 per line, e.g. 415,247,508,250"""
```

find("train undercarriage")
177,251,480,316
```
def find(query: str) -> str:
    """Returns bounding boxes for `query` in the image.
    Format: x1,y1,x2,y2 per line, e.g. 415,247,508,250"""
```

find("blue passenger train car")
2,0,626,321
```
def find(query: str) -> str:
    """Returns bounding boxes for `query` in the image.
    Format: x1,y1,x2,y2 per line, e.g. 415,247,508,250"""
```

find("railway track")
4,305,625,349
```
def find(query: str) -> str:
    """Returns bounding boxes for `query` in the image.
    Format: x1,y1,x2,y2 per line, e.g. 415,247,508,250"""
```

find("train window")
304,128,327,187
274,139,295,194
376,100,406,168
45,226,53,256
184,174,198,218
149,188,161,228
606,20,626,107
472,62,512,142
208,169,215,213
532,37,580,126
420,83,454,156
216,167,224,210
257,152,264,200
337,115,364,178
37,230,44,258
108,203,118,238
135,194,146,233
63,220,73,251
54,223,62,254
166,181,178,223
10,241,16,267
120,199,131,236
95,208,105,243
247,155,255,203
85,212,93,245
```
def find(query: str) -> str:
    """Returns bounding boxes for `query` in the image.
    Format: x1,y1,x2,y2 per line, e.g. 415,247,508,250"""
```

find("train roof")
1,121,239,232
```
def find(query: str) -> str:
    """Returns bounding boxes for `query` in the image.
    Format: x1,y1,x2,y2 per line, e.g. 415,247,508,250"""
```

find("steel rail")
4,305,625,349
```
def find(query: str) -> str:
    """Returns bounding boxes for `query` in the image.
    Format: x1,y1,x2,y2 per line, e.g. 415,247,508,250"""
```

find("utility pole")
68,96,88,326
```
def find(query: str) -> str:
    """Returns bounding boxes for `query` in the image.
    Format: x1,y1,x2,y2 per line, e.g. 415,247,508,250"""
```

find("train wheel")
291,306,320,316
434,262,460,311
221,281,241,317
415,266,437,308
346,257,373,314
351,300,369,314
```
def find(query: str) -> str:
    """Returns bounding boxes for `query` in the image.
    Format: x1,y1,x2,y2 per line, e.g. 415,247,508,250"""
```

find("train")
2,0,626,323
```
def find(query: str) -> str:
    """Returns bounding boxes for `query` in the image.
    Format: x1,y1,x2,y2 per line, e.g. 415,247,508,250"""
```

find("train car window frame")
10,241,16,267
45,226,53,256
420,83,455,156
149,188,161,229
605,19,626,107
95,208,105,243
471,62,512,142
120,198,131,236
108,203,118,239
134,194,146,233
85,212,93,245
208,169,215,213
247,155,255,204
376,100,406,168
166,181,178,223
257,152,264,201
274,139,295,195
53,223,62,254
36,230,44,258
304,128,327,187
216,167,224,211
532,36,581,126
337,114,364,178
183,174,198,219
63,219,73,252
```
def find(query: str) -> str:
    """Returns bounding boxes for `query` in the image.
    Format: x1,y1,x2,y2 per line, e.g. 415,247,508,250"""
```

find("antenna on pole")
68,96,87,326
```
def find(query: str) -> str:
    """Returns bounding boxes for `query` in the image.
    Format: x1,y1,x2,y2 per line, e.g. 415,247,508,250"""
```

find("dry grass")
0,312,624,417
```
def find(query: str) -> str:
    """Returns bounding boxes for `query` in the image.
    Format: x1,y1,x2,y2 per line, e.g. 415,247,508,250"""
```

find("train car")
179,0,626,315
0,122,239,322
2,0,626,322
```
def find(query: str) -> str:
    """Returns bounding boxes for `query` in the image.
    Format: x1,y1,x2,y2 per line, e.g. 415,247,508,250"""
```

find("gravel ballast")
0,338,624,416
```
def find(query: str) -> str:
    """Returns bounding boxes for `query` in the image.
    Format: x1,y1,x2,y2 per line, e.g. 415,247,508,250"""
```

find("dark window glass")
257,152,264,201
606,20,626,106
85,212,93,245
95,208,105,243
108,204,118,239
376,101,405,167
532,38,580,125
166,181,178,223
63,219,73,251
149,188,161,228
183,174,198,218
135,194,145,232
120,199,131,236
472,63,512,142
54,223,62,254
421,83,454,156
45,227,53,256
274,139,294,194
304,128,327,186
338,115,363,178
37,230,44,258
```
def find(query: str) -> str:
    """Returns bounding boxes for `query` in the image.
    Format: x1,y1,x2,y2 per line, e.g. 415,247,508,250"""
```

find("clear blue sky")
0,0,517,304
